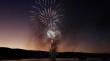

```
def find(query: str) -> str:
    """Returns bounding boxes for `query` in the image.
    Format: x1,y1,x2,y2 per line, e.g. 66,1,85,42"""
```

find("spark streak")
33,0,63,60
31,0,63,39
31,0,64,60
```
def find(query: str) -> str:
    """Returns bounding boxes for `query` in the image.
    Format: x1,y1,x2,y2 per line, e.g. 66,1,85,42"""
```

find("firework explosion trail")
31,0,64,41
31,0,64,60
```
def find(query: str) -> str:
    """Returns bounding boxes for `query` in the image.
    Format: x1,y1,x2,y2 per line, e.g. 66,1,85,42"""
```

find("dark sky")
0,0,109,53
62,0,110,53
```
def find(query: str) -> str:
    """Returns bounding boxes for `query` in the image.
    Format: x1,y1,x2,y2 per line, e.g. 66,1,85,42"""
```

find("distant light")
47,30,56,39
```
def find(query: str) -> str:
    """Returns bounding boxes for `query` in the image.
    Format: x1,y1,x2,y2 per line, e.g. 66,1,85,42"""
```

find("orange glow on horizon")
0,39,108,53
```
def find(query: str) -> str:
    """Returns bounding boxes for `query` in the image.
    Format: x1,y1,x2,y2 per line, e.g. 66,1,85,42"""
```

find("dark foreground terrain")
1,58,110,61
0,47,110,61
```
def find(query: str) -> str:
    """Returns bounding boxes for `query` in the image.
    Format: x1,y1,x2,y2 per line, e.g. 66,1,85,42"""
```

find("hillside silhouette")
0,47,110,60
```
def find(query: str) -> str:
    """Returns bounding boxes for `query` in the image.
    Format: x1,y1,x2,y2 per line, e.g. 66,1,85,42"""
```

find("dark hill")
0,47,110,59
0,47,49,59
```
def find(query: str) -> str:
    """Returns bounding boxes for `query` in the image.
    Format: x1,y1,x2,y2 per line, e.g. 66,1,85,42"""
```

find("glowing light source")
47,29,61,40
47,30,56,39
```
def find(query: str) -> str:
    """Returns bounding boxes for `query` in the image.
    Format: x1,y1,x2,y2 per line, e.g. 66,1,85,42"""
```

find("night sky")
0,0,109,53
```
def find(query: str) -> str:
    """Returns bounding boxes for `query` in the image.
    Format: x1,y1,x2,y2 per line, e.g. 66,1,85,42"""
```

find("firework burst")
31,0,64,40
31,0,64,60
